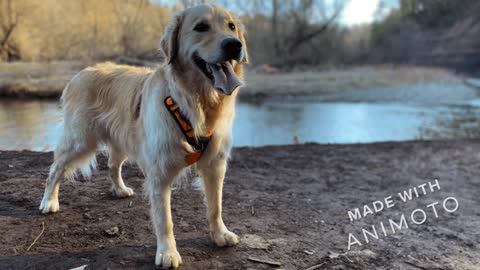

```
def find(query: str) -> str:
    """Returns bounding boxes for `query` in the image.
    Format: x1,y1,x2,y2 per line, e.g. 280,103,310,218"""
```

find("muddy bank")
0,141,479,269
0,81,64,99
0,61,85,99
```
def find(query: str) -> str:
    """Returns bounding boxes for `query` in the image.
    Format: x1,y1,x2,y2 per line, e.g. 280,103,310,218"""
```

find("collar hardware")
164,96,212,165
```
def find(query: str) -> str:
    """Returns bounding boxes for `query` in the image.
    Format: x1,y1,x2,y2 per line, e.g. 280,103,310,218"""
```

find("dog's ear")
237,21,249,64
161,11,184,64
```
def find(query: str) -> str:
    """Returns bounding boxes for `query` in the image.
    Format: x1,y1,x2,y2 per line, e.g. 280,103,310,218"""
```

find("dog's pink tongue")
210,62,242,95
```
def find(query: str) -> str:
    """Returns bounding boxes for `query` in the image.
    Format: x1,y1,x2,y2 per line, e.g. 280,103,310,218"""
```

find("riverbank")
0,61,464,101
0,61,86,99
0,141,479,269
242,65,463,102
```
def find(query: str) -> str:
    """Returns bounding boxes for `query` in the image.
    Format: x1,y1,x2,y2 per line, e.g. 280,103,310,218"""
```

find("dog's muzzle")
193,38,244,95
221,38,243,62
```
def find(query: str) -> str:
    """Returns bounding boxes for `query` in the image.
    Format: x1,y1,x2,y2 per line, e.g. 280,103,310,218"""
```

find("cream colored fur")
39,4,248,268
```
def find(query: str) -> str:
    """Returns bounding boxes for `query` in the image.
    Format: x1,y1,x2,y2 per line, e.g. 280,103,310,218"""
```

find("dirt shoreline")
0,140,479,269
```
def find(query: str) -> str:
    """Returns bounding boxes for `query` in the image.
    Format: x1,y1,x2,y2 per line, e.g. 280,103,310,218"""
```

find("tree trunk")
272,0,280,56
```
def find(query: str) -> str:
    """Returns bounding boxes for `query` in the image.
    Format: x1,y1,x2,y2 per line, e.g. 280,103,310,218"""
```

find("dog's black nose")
221,38,242,61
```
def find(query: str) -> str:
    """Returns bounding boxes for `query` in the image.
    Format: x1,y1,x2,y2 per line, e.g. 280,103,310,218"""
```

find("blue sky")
152,0,400,26
340,0,399,25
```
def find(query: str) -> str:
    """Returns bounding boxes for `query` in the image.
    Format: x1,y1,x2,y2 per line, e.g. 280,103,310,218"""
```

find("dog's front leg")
199,159,239,247
147,168,182,268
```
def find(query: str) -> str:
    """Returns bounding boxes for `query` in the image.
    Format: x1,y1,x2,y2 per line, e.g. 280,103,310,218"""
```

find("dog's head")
161,4,248,96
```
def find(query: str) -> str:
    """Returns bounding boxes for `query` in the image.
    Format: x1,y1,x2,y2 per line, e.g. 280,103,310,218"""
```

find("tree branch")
0,21,17,49
287,3,343,53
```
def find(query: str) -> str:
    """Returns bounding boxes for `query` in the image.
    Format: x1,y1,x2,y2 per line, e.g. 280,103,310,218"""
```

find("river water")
1,81,480,151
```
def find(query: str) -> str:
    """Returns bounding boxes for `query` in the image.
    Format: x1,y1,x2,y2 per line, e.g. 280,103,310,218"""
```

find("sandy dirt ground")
0,141,479,270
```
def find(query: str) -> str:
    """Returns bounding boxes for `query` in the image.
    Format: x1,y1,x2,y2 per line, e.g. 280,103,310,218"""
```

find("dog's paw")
39,197,59,214
112,186,135,198
155,248,182,269
210,228,239,247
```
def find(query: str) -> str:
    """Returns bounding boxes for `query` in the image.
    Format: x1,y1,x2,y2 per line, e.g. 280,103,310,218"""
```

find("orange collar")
164,96,212,165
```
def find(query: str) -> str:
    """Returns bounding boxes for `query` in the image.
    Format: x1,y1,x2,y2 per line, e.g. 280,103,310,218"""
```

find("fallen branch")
69,265,88,270
303,250,314,255
404,260,428,270
305,262,326,270
328,251,353,262
26,222,45,252
247,256,282,267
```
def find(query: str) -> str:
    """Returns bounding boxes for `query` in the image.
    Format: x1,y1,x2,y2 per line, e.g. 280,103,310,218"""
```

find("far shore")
0,61,468,102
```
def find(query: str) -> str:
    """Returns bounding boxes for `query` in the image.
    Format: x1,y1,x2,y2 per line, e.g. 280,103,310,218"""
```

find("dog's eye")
194,22,210,32
228,22,236,31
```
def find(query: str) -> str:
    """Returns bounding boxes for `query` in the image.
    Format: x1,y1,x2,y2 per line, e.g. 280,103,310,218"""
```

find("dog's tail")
55,70,100,181
77,154,98,180
53,145,98,182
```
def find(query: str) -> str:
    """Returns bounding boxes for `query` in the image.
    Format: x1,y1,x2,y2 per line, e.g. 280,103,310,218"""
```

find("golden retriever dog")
39,4,248,268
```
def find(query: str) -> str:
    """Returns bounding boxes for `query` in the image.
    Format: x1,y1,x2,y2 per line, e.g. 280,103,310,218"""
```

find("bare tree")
272,0,280,55
263,0,348,64
287,1,345,53
112,0,149,56
0,0,27,61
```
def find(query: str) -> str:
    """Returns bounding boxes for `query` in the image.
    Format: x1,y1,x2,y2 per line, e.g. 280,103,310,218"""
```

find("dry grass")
0,61,88,98
0,61,86,79
242,65,463,100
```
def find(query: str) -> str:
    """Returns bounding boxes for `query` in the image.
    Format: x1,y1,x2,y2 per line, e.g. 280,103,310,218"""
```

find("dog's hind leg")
108,146,134,197
39,137,97,214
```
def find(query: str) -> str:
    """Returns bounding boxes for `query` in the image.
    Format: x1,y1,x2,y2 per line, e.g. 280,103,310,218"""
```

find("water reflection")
420,105,480,139
234,102,436,145
1,94,480,151
0,99,62,151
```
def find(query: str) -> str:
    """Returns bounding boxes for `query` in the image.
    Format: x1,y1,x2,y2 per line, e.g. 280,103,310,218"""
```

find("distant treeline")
370,0,480,72
0,0,356,66
0,0,171,61
1,0,480,72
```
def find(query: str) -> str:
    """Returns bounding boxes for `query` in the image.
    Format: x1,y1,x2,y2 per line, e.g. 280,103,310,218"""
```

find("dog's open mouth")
193,54,242,95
